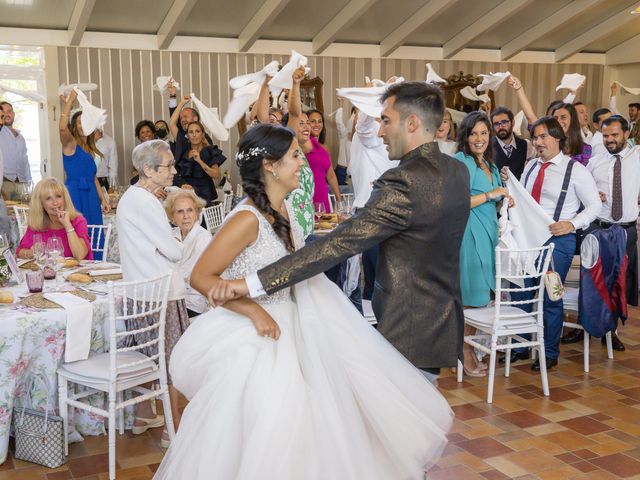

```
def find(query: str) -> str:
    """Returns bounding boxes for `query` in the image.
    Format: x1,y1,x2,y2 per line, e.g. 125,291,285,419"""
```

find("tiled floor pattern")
1,311,639,479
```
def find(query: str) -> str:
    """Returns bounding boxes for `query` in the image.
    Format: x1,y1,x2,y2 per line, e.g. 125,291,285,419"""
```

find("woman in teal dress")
455,112,510,377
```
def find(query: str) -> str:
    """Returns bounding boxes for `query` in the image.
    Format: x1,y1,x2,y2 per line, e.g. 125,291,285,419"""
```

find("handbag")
544,255,565,301
12,374,66,468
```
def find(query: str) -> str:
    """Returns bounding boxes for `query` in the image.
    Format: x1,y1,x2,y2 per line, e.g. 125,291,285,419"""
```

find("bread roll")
0,291,15,304
66,273,92,283
63,258,80,268
316,222,335,230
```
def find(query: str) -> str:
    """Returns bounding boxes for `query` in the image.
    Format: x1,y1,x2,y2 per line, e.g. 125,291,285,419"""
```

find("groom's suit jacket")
258,142,470,369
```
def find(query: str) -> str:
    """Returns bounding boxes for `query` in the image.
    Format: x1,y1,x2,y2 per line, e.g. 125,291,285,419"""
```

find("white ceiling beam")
68,0,96,46
312,0,377,54
238,0,291,52
606,32,640,65
501,0,604,61
443,0,531,59
380,0,453,57
157,0,198,50
555,1,640,62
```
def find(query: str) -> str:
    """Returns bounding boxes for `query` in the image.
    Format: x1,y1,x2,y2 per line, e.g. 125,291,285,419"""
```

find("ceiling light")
631,6,640,14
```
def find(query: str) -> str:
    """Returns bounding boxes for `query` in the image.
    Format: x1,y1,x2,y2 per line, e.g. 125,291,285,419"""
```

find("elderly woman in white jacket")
117,139,188,448
165,188,212,318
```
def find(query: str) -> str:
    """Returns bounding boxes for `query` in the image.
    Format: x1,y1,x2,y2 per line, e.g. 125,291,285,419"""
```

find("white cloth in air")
477,71,511,92
425,63,446,84
73,87,107,135
154,76,180,95
555,73,586,92
190,94,229,142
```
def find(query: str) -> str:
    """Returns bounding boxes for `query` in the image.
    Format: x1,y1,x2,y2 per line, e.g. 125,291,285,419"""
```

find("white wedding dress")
154,204,453,480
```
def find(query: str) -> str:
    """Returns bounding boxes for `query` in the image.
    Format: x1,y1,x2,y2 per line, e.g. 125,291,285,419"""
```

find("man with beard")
0,101,31,199
490,106,535,180
585,115,640,351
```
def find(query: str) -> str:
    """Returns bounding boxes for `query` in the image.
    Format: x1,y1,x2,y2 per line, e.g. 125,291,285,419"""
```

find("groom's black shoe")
561,328,583,344
531,357,557,371
498,351,529,365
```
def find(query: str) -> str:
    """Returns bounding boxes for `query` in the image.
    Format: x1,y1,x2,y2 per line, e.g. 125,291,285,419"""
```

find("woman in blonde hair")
59,89,110,226
17,178,93,260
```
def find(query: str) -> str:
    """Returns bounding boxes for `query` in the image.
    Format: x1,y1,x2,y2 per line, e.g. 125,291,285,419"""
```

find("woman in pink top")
17,178,93,260
303,111,342,212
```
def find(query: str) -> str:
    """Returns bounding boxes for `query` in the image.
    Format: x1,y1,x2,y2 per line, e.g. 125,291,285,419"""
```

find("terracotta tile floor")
1,310,639,479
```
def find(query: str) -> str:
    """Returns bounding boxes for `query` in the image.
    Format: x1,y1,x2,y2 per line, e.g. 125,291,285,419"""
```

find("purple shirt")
17,215,94,260
306,136,332,213
571,143,592,166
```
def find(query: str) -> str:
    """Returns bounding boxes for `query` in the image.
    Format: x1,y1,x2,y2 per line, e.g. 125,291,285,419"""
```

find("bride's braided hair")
236,124,295,252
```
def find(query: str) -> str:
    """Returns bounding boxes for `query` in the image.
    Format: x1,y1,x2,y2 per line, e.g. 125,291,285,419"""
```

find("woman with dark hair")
154,123,452,479
308,109,327,146
455,112,509,377
550,103,592,166
59,89,110,226
135,120,156,142
155,119,170,142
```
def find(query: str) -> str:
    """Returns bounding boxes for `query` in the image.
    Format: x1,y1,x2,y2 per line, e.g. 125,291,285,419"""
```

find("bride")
154,123,452,480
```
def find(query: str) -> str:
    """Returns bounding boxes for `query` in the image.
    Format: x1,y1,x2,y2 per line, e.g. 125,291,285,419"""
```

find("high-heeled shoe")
463,365,487,377
132,415,165,435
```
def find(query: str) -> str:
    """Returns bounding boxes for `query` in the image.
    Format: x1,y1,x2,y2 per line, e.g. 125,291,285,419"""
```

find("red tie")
531,162,552,204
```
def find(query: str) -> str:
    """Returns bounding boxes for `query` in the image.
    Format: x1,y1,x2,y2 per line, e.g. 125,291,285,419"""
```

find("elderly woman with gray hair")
164,188,212,318
116,139,189,448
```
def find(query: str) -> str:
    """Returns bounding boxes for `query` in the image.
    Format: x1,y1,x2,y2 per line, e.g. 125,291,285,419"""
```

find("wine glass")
46,236,64,290
32,237,46,269
313,202,326,222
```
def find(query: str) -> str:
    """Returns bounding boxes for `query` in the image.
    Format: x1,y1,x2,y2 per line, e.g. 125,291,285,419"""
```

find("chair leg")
605,331,614,359
538,345,550,396
117,392,124,435
583,330,589,373
505,336,512,378
108,396,116,480
457,359,463,383
57,375,69,456
161,386,176,440
487,345,497,404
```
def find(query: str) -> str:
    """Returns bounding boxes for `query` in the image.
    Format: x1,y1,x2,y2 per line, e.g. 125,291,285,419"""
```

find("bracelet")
66,227,75,233
484,192,491,202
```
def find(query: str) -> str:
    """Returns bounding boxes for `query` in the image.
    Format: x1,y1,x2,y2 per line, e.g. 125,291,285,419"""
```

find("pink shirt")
17,215,94,260
306,136,332,213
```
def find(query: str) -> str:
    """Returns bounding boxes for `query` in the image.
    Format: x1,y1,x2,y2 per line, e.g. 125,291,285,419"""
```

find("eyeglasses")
157,161,176,169
493,120,511,128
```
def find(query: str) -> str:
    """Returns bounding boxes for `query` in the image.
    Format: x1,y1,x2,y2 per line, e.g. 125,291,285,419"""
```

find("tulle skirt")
154,275,452,480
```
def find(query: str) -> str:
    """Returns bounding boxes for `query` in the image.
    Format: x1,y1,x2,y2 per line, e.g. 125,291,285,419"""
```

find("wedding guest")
17,178,92,260
117,139,189,447
308,109,328,148
436,109,457,156
333,100,354,185
550,103,592,166
490,106,536,180
0,101,31,200
165,188,212,318
155,120,171,142
135,120,156,143
95,128,118,189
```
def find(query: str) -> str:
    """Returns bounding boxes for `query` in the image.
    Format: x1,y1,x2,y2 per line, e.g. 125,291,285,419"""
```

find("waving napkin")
614,81,640,96
74,86,107,135
460,86,490,104
425,63,446,84
0,83,45,103
477,71,511,92
555,73,585,92
190,94,229,142
269,50,311,96
512,110,527,137
44,292,93,362
58,83,97,97
154,76,180,95
223,61,280,128
336,77,405,119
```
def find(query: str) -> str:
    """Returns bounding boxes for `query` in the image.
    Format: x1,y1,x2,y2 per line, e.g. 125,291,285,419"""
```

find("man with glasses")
490,106,536,180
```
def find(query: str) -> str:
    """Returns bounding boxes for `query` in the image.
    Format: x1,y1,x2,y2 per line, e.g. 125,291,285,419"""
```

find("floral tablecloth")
0,282,111,465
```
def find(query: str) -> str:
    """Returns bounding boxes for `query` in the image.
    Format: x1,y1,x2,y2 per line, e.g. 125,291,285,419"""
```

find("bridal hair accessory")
236,147,270,166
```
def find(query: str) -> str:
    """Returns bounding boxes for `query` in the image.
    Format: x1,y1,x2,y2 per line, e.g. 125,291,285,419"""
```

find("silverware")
75,284,108,296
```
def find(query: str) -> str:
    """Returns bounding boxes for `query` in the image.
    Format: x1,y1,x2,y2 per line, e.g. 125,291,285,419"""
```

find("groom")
213,82,470,379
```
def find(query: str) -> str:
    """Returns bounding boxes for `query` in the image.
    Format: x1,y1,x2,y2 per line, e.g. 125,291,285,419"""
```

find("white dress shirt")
587,145,640,223
589,131,608,159
521,152,600,230
497,135,536,161
0,126,31,182
581,126,593,143
96,133,118,180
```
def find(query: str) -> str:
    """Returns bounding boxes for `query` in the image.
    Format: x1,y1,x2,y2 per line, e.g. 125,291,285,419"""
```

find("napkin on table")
44,292,93,363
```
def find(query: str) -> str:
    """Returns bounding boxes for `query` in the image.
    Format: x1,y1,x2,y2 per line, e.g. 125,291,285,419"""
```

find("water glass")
47,236,64,290
25,269,44,293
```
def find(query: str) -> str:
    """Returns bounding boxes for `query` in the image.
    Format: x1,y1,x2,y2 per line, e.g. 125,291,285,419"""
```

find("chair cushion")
464,306,536,327
59,351,157,382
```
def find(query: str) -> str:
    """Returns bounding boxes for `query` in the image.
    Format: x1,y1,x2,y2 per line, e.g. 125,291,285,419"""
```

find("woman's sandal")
463,365,487,378
132,415,165,435
160,429,170,449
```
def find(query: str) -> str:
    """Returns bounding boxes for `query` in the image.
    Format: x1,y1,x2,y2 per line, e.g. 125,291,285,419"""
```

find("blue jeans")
512,234,576,360
335,166,348,185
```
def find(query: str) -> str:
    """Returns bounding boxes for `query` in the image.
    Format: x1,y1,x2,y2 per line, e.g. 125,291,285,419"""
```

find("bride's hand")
207,278,248,307
250,309,281,340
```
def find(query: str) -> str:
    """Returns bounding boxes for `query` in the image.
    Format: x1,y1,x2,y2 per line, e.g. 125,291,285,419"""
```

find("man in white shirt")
589,108,613,159
585,116,640,351
95,129,119,189
0,101,32,200
608,83,639,131
574,102,593,143
511,116,600,371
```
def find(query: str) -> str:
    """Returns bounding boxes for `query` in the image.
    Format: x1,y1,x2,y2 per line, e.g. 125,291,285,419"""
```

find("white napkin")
73,87,107,135
425,63,446,84
447,107,467,126
477,71,511,92
190,94,229,142
336,76,405,119
154,76,180,95
512,110,527,137
58,83,98,97
460,86,490,104
268,50,311,97
229,60,279,91
0,83,45,103
44,292,93,362
555,73,586,92
88,267,122,277
614,81,640,96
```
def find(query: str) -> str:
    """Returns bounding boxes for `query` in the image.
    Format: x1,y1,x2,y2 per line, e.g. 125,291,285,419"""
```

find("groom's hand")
207,278,249,307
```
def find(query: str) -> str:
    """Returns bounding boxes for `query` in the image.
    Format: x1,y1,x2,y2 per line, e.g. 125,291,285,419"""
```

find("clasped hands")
207,278,249,307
